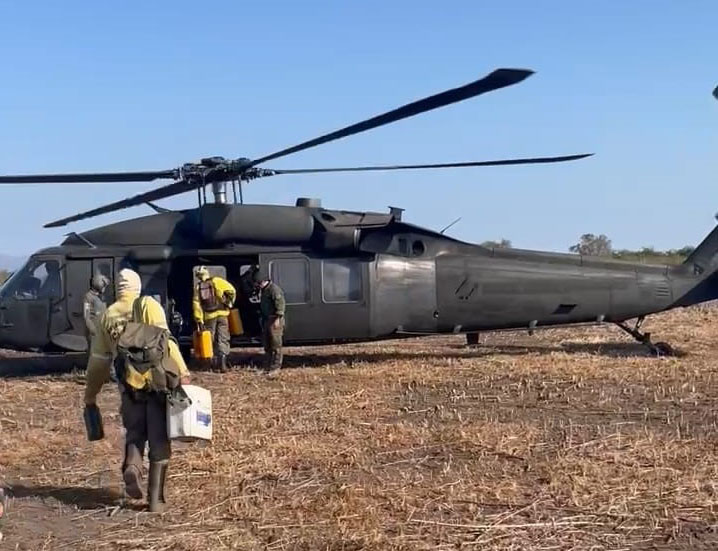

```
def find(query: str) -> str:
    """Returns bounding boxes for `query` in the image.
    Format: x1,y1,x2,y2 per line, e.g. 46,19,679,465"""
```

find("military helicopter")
0,68,712,359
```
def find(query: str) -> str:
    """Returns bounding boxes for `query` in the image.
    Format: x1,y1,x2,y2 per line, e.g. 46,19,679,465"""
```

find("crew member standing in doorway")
193,266,236,372
83,274,116,381
254,272,286,374
83,274,109,356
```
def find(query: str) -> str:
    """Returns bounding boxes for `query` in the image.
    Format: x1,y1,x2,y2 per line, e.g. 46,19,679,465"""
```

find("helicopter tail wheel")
651,341,675,357
615,319,675,358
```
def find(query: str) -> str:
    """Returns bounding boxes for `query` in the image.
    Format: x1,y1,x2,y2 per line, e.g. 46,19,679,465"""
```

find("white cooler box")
167,385,213,442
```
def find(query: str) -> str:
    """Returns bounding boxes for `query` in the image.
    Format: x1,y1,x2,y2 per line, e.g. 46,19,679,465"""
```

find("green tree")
481,239,512,249
671,246,695,257
569,234,612,256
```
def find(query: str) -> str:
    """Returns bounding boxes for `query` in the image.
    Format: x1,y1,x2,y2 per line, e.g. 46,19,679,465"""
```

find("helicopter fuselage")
0,202,714,355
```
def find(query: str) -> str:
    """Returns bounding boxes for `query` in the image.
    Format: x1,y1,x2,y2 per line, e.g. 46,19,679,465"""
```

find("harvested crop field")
2,306,718,550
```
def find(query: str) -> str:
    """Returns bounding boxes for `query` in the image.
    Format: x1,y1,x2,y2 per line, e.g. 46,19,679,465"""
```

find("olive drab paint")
1,69,715,357
0,200,717,358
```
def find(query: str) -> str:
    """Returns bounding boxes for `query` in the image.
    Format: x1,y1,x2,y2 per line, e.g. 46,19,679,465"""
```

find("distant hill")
0,255,25,271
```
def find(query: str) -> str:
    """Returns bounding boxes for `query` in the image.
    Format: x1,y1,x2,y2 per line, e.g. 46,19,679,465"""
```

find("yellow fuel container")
193,330,213,360
228,308,243,336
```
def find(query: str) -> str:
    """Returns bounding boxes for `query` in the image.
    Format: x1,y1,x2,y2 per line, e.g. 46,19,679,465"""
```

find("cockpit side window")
1,258,63,300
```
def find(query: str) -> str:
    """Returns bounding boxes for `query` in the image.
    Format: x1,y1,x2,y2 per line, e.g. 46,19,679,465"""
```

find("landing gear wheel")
466,332,481,347
615,317,676,357
652,341,675,357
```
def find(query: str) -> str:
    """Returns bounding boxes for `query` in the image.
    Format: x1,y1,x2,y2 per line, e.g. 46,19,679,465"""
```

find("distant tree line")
480,239,513,249
569,233,694,264
481,234,695,264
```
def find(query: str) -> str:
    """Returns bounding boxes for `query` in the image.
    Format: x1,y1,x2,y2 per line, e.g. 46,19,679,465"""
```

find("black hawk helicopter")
0,68,713,358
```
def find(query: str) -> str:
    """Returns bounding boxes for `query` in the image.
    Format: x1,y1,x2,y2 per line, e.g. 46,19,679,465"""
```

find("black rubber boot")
122,444,143,500
218,354,230,373
148,461,168,513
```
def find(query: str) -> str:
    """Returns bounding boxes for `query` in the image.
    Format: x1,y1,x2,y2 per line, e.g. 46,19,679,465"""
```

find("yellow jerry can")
193,330,213,360
228,309,243,336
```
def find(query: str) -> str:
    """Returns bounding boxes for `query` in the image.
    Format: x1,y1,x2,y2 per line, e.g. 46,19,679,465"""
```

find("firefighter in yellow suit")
192,266,236,372
84,268,190,512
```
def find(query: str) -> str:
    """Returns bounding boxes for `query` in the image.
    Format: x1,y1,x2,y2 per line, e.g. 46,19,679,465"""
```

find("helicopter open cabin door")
61,257,114,351
64,259,91,336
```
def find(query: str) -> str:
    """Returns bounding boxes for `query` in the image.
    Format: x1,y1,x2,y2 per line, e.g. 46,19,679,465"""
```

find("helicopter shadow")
459,340,685,359
0,339,683,380
224,339,677,370
560,340,685,357
0,352,86,379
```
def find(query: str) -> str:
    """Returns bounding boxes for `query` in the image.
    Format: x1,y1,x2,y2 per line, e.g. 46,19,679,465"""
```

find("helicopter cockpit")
0,255,70,351
0,258,62,300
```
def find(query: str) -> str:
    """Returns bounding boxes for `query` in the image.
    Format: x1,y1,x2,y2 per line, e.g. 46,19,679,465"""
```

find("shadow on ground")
221,340,679,371
8,484,123,510
0,353,85,379
1,339,682,379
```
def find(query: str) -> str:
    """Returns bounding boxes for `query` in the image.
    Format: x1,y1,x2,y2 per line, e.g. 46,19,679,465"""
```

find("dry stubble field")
1,306,718,550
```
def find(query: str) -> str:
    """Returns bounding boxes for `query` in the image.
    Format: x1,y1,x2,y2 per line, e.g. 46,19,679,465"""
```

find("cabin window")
2,258,62,300
269,258,310,304
322,259,362,303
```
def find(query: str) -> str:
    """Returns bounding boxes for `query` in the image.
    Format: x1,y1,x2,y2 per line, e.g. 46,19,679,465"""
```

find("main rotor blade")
0,170,176,184
44,179,195,227
249,68,534,167
267,153,593,175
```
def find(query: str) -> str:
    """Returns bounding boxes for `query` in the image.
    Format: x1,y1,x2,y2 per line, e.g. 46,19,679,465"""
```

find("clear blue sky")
1,1,716,257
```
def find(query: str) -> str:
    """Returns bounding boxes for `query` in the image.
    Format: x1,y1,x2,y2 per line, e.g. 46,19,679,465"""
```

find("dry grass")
2,306,718,549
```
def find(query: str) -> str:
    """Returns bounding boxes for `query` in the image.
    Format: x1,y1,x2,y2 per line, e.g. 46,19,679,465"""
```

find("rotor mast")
211,181,227,204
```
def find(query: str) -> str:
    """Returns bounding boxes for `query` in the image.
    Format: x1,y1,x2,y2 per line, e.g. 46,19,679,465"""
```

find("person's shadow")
7,483,130,510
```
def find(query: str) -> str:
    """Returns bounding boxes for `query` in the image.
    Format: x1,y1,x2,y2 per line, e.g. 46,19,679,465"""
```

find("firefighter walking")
83,268,191,512
193,266,236,372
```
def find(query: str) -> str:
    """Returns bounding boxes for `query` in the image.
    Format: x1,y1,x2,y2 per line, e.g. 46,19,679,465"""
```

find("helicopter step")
614,317,675,357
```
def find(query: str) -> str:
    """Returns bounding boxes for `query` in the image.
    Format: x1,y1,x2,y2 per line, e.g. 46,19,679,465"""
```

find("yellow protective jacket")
192,276,236,323
84,292,190,405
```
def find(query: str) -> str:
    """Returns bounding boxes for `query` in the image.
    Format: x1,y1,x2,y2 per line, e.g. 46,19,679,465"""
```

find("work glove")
196,321,205,332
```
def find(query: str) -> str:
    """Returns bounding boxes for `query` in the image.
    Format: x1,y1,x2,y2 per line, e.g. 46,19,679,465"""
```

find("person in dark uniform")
238,265,261,335
83,274,109,355
254,272,286,373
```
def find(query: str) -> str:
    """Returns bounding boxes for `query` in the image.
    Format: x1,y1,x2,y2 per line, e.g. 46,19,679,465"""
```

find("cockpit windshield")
0,257,62,300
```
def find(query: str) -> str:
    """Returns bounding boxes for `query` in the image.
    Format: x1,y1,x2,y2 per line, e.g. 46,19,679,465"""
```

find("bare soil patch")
1,306,718,549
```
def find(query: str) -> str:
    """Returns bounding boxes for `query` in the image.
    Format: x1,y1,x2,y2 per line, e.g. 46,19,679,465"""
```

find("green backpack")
114,298,181,393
